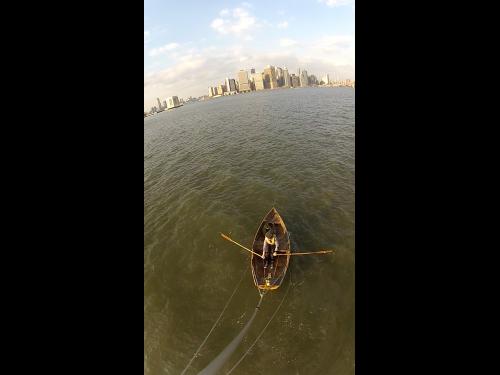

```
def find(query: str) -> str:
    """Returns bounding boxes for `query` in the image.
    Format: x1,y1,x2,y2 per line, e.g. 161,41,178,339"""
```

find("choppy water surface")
144,87,354,374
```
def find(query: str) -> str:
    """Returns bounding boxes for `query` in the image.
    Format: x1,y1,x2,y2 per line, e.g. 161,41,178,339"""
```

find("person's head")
265,229,274,239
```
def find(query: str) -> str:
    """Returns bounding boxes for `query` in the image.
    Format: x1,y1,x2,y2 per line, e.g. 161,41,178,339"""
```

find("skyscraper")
249,71,258,90
322,74,330,85
217,84,225,95
263,65,278,89
237,70,251,92
254,73,265,90
157,98,162,111
275,67,283,87
225,77,237,93
167,96,181,109
208,87,215,97
283,67,291,88
290,74,300,88
300,69,308,87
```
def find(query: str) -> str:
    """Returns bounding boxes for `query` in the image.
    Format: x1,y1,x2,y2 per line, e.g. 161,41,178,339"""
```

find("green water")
144,87,354,374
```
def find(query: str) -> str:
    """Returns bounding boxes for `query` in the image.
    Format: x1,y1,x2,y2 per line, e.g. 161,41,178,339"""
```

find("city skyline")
145,62,353,115
144,0,355,111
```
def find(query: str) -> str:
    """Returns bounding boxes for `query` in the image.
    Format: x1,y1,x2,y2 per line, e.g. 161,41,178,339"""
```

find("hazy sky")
144,0,355,110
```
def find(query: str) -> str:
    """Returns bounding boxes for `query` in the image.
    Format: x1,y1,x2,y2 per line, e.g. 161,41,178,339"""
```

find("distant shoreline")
144,85,354,118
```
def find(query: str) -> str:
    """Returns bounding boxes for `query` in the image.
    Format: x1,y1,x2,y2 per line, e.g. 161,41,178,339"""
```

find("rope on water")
198,292,265,375
225,271,293,375
181,268,248,375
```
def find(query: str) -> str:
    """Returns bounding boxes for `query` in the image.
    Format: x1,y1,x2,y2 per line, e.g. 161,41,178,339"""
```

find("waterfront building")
250,68,255,74
225,77,237,94
263,65,278,89
300,69,308,87
208,87,215,97
290,74,300,88
275,67,283,87
322,74,330,85
157,98,163,111
254,73,265,90
237,70,251,92
217,84,226,95
249,71,258,90
283,67,291,87
167,96,181,109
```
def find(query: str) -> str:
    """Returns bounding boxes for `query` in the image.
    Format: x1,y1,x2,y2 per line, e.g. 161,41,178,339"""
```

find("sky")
144,0,355,110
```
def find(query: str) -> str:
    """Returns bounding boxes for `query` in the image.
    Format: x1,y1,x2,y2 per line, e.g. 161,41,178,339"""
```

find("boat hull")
251,208,290,290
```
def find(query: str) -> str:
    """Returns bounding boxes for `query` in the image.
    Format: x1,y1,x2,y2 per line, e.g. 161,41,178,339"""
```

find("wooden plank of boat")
251,207,290,291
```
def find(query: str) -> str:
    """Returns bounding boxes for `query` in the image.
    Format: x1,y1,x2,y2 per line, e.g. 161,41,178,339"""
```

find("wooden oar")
220,233,264,259
273,250,335,256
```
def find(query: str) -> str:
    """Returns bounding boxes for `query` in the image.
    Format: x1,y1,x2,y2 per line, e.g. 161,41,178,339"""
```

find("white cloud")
306,35,355,67
318,0,353,7
210,7,258,36
149,43,180,57
279,38,297,47
313,35,354,52
277,21,288,29
144,31,150,45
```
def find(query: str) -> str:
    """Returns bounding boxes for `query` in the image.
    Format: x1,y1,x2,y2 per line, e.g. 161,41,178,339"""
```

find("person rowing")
262,225,279,270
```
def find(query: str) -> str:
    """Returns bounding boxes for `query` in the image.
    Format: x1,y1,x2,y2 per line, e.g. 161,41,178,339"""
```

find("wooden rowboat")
251,207,290,290
187,216,334,374
219,209,333,292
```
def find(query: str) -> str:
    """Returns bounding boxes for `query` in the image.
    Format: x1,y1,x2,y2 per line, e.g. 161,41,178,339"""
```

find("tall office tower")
275,67,283,86
283,67,291,87
309,74,318,85
300,69,309,87
217,84,225,95
290,74,300,88
322,74,330,85
163,100,167,108
250,68,255,74
249,73,257,90
167,96,181,109
237,70,251,92
157,98,162,110
225,77,237,93
254,73,265,90
208,87,215,97
263,65,278,89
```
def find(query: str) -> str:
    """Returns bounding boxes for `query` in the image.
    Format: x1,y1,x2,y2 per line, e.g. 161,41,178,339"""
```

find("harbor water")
144,87,355,374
